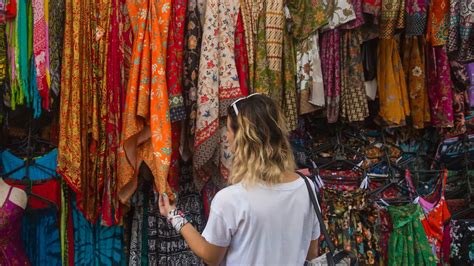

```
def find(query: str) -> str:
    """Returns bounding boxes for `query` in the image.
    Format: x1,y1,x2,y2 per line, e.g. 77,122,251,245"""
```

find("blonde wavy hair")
227,94,296,186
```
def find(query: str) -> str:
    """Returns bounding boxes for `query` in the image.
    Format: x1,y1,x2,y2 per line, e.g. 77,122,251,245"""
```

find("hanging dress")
387,204,437,266
406,170,451,261
321,188,380,265
118,0,174,204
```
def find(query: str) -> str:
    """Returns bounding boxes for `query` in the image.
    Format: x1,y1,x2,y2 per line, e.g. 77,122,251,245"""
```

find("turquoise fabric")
22,208,61,266
0,149,58,180
72,198,125,266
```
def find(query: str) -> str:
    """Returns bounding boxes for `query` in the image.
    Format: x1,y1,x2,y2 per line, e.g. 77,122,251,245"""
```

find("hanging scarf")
58,0,112,222
193,0,242,190
235,10,249,97
101,0,128,226
167,0,187,122
426,45,454,128
181,0,202,161
32,0,50,110
48,0,64,97
166,0,188,191
321,29,341,123
118,0,173,204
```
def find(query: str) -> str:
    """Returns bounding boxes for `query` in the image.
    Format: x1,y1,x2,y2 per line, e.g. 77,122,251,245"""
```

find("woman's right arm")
306,240,319,261
159,194,228,265
180,223,228,265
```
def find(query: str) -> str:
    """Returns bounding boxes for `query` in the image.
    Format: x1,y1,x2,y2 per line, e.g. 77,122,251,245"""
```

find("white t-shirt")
202,178,320,265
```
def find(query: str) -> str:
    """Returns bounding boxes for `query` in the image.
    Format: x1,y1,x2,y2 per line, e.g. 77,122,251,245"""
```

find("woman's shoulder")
214,183,245,201
210,183,247,212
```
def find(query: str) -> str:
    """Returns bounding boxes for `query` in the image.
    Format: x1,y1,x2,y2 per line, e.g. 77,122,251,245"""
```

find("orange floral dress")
118,0,174,204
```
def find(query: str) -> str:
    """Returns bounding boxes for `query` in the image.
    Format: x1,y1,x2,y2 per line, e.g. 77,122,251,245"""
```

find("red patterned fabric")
32,0,50,110
168,122,181,191
235,10,249,96
167,0,187,122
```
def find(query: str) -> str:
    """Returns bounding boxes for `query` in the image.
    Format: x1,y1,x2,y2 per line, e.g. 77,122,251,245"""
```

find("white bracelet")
167,209,189,233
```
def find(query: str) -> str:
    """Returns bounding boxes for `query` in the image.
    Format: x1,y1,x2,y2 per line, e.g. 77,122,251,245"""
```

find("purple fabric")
0,187,30,265
467,63,474,85
321,30,341,123
468,63,474,107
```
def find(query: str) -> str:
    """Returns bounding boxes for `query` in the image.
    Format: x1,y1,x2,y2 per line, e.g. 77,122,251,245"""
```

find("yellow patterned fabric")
377,38,410,126
58,0,112,222
402,36,431,129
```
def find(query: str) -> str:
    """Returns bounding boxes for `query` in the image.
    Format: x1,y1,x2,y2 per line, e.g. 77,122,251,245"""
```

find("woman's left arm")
159,194,228,265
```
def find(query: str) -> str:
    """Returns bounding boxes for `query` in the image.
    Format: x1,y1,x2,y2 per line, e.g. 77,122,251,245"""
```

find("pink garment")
32,0,50,110
427,45,454,128
0,187,30,265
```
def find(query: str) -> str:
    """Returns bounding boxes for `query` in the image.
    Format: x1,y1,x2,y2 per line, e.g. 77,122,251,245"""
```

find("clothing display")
0,0,473,264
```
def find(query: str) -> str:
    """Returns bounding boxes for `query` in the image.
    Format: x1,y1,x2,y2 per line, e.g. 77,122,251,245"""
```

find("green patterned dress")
387,204,437,266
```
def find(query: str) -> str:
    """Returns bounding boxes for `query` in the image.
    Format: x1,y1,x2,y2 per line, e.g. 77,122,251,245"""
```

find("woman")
159,94,320,265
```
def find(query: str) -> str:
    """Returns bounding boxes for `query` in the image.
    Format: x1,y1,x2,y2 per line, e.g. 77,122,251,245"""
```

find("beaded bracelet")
167,209,189,233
